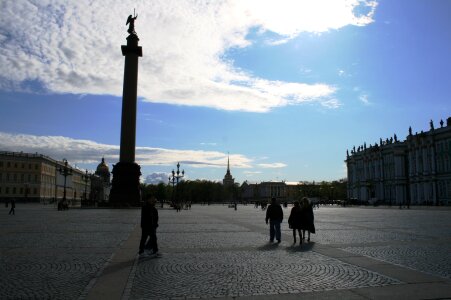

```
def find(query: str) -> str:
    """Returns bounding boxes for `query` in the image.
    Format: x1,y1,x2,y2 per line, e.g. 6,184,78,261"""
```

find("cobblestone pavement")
0,204,139,299
2,204,451,299
127,205,451,299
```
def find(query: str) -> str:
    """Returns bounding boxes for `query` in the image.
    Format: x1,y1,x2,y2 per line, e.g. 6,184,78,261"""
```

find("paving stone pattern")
0,205,139,300
131,250,400,299
2,204,451,299
343,244,451,280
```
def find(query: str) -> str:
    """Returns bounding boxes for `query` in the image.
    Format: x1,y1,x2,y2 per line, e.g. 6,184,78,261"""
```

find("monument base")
109,162,141,206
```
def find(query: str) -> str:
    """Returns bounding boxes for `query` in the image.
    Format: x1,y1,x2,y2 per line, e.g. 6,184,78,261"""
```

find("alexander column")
110,13,142,205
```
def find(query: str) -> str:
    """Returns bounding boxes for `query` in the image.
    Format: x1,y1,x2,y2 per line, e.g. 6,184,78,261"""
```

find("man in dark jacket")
265,197,283,243
139,195,159,256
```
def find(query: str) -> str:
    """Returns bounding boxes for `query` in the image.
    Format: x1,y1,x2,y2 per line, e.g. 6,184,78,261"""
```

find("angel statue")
126,13,138,34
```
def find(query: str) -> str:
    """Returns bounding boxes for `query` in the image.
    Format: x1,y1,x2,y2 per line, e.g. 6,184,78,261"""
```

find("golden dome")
96,157,110,175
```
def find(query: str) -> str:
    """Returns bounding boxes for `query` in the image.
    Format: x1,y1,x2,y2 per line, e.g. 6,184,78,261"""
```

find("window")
6,187,9,194
14,163,17,168
13,187,16,194
0,161,3,167
21,174,24,182
22,163,25,168
35,164,38,170
33,188,37,195
29,164,32,169
20,187,23,194
7,162,11,168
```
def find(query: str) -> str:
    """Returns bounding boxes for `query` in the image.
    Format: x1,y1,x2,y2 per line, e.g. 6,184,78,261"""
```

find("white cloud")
0,0,377,112
257,163,287,168
244,171,262,175
0,131,252,168
321,98,342,109
359,94,371,105
144,173,168,185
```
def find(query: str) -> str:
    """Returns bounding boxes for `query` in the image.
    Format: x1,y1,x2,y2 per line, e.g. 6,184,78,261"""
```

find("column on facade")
422,146,429,175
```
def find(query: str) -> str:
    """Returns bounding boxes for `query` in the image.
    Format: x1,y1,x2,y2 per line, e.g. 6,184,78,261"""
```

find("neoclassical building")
0,151,111,206
346,117,451,205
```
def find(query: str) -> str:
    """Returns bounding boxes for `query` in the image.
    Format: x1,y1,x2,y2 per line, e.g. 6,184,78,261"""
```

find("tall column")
110,15,143,206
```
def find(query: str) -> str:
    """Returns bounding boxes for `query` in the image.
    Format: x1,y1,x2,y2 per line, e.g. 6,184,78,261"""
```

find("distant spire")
227,152,230,172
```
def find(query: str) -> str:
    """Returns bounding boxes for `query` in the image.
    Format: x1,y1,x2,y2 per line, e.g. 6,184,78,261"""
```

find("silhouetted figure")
126,14,138,35
265,198,283,243
430,119,434,130
139,196,159,257
440,119,444,127
9,199,15,215
409,126,412,136
301,197,315,242
288,201,303,245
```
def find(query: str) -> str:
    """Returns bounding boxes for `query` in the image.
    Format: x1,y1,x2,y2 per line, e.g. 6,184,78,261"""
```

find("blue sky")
0,0,450,184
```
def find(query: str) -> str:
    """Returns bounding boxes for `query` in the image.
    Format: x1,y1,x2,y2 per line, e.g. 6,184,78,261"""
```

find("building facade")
241,181,300,202
346,118,451,205
91,157,111,203
0,151,110,207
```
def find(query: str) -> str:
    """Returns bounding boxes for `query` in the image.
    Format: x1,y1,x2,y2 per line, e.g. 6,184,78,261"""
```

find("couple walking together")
265,197,315,244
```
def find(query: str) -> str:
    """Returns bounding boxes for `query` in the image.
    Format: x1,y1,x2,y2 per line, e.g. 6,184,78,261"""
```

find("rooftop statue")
126,12,138,35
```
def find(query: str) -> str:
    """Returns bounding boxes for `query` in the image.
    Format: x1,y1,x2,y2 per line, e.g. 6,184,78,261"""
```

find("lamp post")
168,162,184,211
57,159,72,210
82,169,90,206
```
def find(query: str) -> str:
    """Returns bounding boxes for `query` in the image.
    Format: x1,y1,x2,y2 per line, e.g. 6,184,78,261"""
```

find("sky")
0,0,450,184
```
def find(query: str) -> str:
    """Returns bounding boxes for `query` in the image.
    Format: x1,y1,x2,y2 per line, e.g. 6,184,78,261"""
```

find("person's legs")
269,220,275,242
146,227,158,253
297,229,302,244
307,230,311,242
275,221,281,242
292,229,296,243
139,229,149,254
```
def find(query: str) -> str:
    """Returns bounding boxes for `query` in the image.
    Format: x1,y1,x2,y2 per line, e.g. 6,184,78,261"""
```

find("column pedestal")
110,162,141,206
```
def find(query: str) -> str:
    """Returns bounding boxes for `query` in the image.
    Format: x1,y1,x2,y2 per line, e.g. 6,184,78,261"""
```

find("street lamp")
82,169,90,206
168,162,184,210
57,159,72,210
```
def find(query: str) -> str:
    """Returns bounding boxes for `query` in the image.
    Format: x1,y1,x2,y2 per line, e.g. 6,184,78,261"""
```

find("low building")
241,181,300,203
346,117,451,205
0,151,110,207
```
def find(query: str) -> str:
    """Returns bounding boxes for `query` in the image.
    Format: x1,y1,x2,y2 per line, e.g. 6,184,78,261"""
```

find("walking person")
9,199,15,215
139,195,159,257
301,197,315,242
288,201,303,245
265,197,283,243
